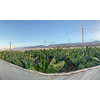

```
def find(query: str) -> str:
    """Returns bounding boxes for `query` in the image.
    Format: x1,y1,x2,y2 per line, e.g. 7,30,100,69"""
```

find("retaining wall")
0,59,100,80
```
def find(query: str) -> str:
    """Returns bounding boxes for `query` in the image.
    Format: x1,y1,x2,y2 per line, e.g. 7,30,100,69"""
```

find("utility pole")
10,42,11,63
91,39,92,47
68,39,70,45
82,28,84,56
44,40,46,48
44,40,46,69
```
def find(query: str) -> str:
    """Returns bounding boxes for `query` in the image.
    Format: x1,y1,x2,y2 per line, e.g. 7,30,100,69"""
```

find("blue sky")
0,20,100,48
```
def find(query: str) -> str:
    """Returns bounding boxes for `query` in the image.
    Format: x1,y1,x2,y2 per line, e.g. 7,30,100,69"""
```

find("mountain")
92,40,100,43
16,45,46,49
23,45,46,49
16,40,100,49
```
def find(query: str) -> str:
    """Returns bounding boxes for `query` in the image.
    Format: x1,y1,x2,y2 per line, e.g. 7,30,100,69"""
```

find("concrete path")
0,59,100,80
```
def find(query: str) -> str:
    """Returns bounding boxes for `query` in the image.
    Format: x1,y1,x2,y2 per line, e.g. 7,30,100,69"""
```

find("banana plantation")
0,46,100,73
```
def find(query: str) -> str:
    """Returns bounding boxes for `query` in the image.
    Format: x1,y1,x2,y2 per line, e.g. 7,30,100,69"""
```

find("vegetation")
0,46,100,73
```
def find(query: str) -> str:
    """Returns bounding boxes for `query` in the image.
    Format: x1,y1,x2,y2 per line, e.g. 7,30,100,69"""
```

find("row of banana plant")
0,46,100,73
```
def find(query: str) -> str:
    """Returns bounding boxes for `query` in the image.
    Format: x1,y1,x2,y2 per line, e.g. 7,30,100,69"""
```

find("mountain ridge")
16,40,100,49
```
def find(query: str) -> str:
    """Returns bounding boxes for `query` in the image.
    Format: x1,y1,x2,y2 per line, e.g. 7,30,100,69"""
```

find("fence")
0,59,100,80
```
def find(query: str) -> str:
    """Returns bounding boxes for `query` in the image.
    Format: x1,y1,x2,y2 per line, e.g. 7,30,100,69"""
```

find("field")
0,46,100,73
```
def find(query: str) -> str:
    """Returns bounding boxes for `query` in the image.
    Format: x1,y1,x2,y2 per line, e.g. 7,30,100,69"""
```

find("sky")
0,20,100,49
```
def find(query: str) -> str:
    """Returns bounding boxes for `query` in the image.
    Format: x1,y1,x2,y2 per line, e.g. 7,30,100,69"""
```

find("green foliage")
78,64,85,69
46,57,65,73
0,46,100,73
